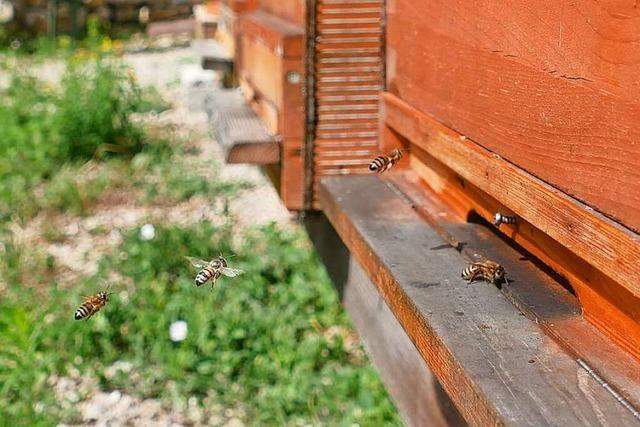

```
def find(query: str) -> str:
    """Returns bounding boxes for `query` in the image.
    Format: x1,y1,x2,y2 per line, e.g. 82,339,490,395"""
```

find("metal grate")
311,0,385,208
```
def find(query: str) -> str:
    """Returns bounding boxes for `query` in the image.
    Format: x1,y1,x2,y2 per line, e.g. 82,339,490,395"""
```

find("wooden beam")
385,170,640,410
320,175,640,427
382,92,640,301
304,214,466,427
206,89,280,165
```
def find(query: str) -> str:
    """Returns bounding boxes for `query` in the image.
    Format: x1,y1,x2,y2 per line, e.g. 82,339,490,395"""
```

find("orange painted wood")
387,0,640,233
238,10,305,58
236,9,305,210
383,92,640,299
221,0,257,13
383,92,640,358
257,0,305,27
320,175,640,426
311,0,385,208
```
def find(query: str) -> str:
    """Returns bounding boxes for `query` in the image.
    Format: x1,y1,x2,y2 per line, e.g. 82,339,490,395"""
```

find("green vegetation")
0,41,400,425
0,223,401,425
0,56,143,222
0,53,237,223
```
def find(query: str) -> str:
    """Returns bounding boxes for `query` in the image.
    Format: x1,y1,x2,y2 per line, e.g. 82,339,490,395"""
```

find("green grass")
0,222,401,425
0,41,400,425
0,53,242,223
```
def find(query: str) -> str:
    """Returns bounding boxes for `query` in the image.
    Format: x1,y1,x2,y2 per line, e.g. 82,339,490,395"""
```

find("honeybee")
75,285,112,321
461,260,507,285
493,213,517,227
369,149,403,174
186,256,244,289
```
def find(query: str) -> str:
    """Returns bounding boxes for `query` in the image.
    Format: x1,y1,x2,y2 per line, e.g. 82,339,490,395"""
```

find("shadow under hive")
311,0,385,209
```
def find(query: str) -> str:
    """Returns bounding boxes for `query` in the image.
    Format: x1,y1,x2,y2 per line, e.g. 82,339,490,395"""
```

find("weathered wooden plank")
386,170,640,410
205,89,280,165
401,144,640,359
387,0,640,232
382,92,640,303
320,174,640,427
304,214,467,427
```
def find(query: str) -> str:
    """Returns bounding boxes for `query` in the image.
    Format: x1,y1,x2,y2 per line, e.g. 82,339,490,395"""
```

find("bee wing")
185,256,210,269
220,267,244,278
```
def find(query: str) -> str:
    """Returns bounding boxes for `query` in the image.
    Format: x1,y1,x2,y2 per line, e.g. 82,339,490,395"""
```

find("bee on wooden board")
75,285,112,321
493,212,517,227
186,256,244,290
369,148,403,174
461,260,508,286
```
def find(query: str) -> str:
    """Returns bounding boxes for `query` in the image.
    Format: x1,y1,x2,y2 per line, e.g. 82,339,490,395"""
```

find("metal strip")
577,359,640,420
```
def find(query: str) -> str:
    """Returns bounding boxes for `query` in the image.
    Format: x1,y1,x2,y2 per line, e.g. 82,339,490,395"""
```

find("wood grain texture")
386,0,640,232
386,170,640,409
320,175,640,427
382,92,640,303
404,143,640,360
238,10,305,57
304,214,466,427
236,8,306,209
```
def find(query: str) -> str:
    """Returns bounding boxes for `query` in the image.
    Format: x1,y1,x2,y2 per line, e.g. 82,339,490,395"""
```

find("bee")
186,256,244,290
75,285,111,321
461,260,508,285
369,149,403,174
493,213,517,227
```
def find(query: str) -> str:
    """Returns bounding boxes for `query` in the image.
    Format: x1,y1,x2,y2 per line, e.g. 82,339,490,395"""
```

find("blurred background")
0,1,400,424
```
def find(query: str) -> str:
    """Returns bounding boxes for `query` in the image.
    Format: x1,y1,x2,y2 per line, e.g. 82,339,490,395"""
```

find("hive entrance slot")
466,210,576,296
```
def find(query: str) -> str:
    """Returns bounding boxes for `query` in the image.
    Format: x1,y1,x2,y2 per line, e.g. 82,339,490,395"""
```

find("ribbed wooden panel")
312,0,385,207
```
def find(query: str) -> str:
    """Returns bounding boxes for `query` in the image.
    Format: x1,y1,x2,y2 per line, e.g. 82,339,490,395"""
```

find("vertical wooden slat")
310,0,386,208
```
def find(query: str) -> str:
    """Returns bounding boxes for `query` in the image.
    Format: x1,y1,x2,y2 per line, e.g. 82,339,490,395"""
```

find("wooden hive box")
213,1,640,425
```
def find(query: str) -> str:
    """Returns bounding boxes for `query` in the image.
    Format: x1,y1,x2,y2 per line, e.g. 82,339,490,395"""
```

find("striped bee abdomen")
461,264,480,281
74,303,93,320
195,266,217,286
369,156,388,173
369,149,402,174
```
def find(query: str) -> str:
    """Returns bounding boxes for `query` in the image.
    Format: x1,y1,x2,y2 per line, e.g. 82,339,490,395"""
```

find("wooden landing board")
386,170,640,411
192,39,233,73
304,214,466,427
320,175,640,427
205,89,280,164
382,92,640,303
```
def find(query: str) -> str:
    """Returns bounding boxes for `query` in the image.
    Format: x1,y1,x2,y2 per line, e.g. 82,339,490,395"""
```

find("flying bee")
461,260,508,286
369,148,403,174
75,285,112,321
493,213,517,227
186,256,244,290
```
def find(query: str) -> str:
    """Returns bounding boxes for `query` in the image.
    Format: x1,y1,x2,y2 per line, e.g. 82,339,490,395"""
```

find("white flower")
139,223,156,241
169,320,188,342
